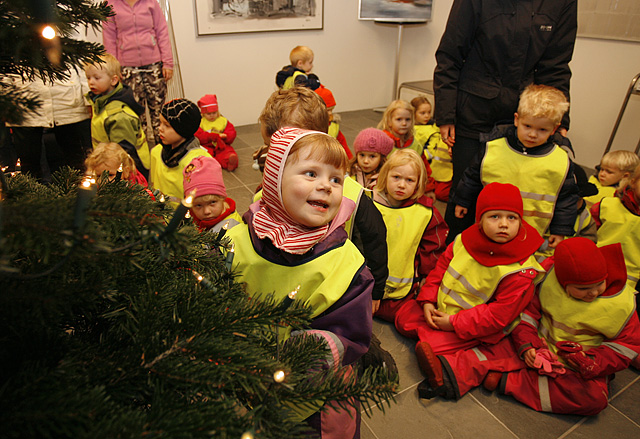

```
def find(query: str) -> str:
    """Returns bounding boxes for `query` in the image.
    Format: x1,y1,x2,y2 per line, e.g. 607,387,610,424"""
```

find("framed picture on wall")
358,0,432,22
195,0,323,36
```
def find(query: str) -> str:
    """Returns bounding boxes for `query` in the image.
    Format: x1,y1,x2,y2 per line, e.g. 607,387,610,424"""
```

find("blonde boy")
452,84,579,247
584,150,640,207
84,53,150,176
275,45,321,90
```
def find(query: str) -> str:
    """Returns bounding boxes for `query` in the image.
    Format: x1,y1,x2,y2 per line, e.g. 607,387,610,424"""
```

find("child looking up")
149,98,211,205
583,150,639,207
183,156,242,233
348,127,394,190
315,85,352,159
84,53,150,178
591,163,640,290
418,238,640,416
85,142,148,186
194,94,239,171
275,45,320,90
227,127,373,435
412,95,452,202
452,84,579,245
372,149,448,323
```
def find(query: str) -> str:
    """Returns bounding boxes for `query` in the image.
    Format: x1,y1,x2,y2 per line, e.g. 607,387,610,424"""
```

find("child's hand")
455,205,468,218
220,133,227,139
523,348,537,368
432,310,454,331
423,303,438,329
372,299,380,316
548,234,565,248
425,191,436,201
440,124,455,147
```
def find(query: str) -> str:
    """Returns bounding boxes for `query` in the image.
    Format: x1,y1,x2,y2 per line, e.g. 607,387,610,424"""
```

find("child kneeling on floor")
226,127,374,437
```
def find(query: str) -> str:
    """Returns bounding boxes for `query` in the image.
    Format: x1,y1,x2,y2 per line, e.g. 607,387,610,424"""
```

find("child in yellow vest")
275,45,320,90
583,150,639,208
315,85,352,160
227,127,374,435
182,156,242,233
194,94,238,171
411,96,452,202
347,127,394,190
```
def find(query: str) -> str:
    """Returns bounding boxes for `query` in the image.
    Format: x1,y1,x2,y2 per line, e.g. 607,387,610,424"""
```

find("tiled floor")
228,109,640,439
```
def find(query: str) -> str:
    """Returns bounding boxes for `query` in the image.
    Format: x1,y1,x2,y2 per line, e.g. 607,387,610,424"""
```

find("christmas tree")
0,2,396,437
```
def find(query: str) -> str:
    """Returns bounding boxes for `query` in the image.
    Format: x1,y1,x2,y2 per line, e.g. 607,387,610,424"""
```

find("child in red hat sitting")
418,237,640,416
183,156,242,232
194,94,239,171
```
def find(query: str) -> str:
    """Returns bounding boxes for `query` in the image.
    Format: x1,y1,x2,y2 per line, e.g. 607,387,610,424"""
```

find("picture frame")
195,0,324,36
358,0,432,23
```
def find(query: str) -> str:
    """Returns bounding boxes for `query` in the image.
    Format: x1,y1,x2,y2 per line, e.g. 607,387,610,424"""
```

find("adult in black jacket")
433,0,577,242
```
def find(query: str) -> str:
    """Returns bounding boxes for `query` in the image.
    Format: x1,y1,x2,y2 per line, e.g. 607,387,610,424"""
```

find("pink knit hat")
183,156,226,198
197,94,219,113
353,128,394,156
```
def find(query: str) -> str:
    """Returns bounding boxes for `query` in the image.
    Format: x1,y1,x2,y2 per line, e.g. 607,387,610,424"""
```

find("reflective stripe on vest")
91,100,150,169
375,201,433,299
416,125,452,182
538,268,636,361
481,138,569,235
596,197,640,288
438,236,545,318
149,145,211,204
200,115,228,133
583,175,616,207
227,223,365,324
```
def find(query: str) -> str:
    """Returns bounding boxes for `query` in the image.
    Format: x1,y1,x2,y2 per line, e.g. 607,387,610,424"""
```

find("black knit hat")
161,99,201,139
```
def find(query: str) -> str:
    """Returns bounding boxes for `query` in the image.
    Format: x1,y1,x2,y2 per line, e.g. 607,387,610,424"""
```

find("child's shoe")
415,341,443,388
227,153,238,171
357,334,399,385
483,371,503,392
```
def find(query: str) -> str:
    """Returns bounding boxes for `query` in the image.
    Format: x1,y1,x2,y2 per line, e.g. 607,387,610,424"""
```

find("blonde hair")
517,84,569,126
259,87,329,138
618,162,640,194
287,133,348,174
83,53,121,79
377,100,415,134
375,149,427,200
410,96,432,113
290,46,314,66
601,150,640,174
85,142,136,179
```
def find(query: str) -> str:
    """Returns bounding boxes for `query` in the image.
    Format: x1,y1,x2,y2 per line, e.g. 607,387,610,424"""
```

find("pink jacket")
102,0,174,69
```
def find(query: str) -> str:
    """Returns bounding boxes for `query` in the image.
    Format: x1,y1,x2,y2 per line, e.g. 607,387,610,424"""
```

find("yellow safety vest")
536,208,594,262
416,125,452,182
596,197,640,288
481,138,569,235
199,115,228,133
328,121,340,139
374,200,433,299
438,236,545,333
149,145,211,205
282,71,306,90
536,268,636,361
90,99,150,169
583,175,616,207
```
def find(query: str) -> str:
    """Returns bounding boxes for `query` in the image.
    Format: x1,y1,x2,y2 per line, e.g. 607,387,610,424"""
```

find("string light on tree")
273,369,286,383
161,190,196,237
224,243,235,271
280,284,300,310
73,175,96,231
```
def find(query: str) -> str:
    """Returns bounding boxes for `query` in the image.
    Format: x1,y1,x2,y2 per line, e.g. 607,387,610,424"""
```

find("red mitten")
556,341,600,379
533,348,565,377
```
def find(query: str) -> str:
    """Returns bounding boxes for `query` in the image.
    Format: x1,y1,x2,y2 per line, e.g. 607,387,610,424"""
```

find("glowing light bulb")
240,432,254,439
41,25,56,40
273,369,285,383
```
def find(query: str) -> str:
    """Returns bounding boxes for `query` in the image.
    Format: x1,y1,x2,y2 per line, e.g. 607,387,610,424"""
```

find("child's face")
390,109,412,137
514,113,558,148
85,65,118,95
92,156,121,181
159,115,185,148
386,163,418,207
480,210,521,243
297,58,314,73
356,152,382,174
598,164,626,187
192,196,224,221
202,111,220,122
565,280,606,302
281,145,344,228
414,103,432,125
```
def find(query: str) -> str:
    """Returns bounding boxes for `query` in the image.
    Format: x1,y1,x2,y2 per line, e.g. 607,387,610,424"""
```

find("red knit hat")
183,156,226,199
197,94,219,113
315,85,336,108
353,128,394,156
554,238,608,287
475,182,524,222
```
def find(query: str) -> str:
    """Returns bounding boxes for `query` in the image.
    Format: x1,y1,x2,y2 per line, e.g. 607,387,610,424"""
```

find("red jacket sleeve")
223,120,237,145
195,127,220,149
415,198,449,278
589,201,603,228
585,314,640,378
416,241,454,304
336,130,353,159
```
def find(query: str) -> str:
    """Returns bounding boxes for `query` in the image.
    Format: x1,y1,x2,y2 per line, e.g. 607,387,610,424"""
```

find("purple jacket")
243,210,374,366
103,0,174,69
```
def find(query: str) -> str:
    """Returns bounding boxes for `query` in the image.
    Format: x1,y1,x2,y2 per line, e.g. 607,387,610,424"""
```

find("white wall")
166,0,639,166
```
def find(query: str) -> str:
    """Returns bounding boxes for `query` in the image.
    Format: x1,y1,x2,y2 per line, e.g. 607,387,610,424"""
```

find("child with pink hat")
183,156,242,232
194,94,239,171
348,127,394,190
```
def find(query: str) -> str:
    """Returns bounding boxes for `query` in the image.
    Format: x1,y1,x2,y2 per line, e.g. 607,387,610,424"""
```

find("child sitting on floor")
348,127,394,190
182,156,242,232
315,85,351,159
583,150,639,207
194,94,239,171
275,45,321,90
227,127,374,436
418,238,640,416
85,142,148,186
